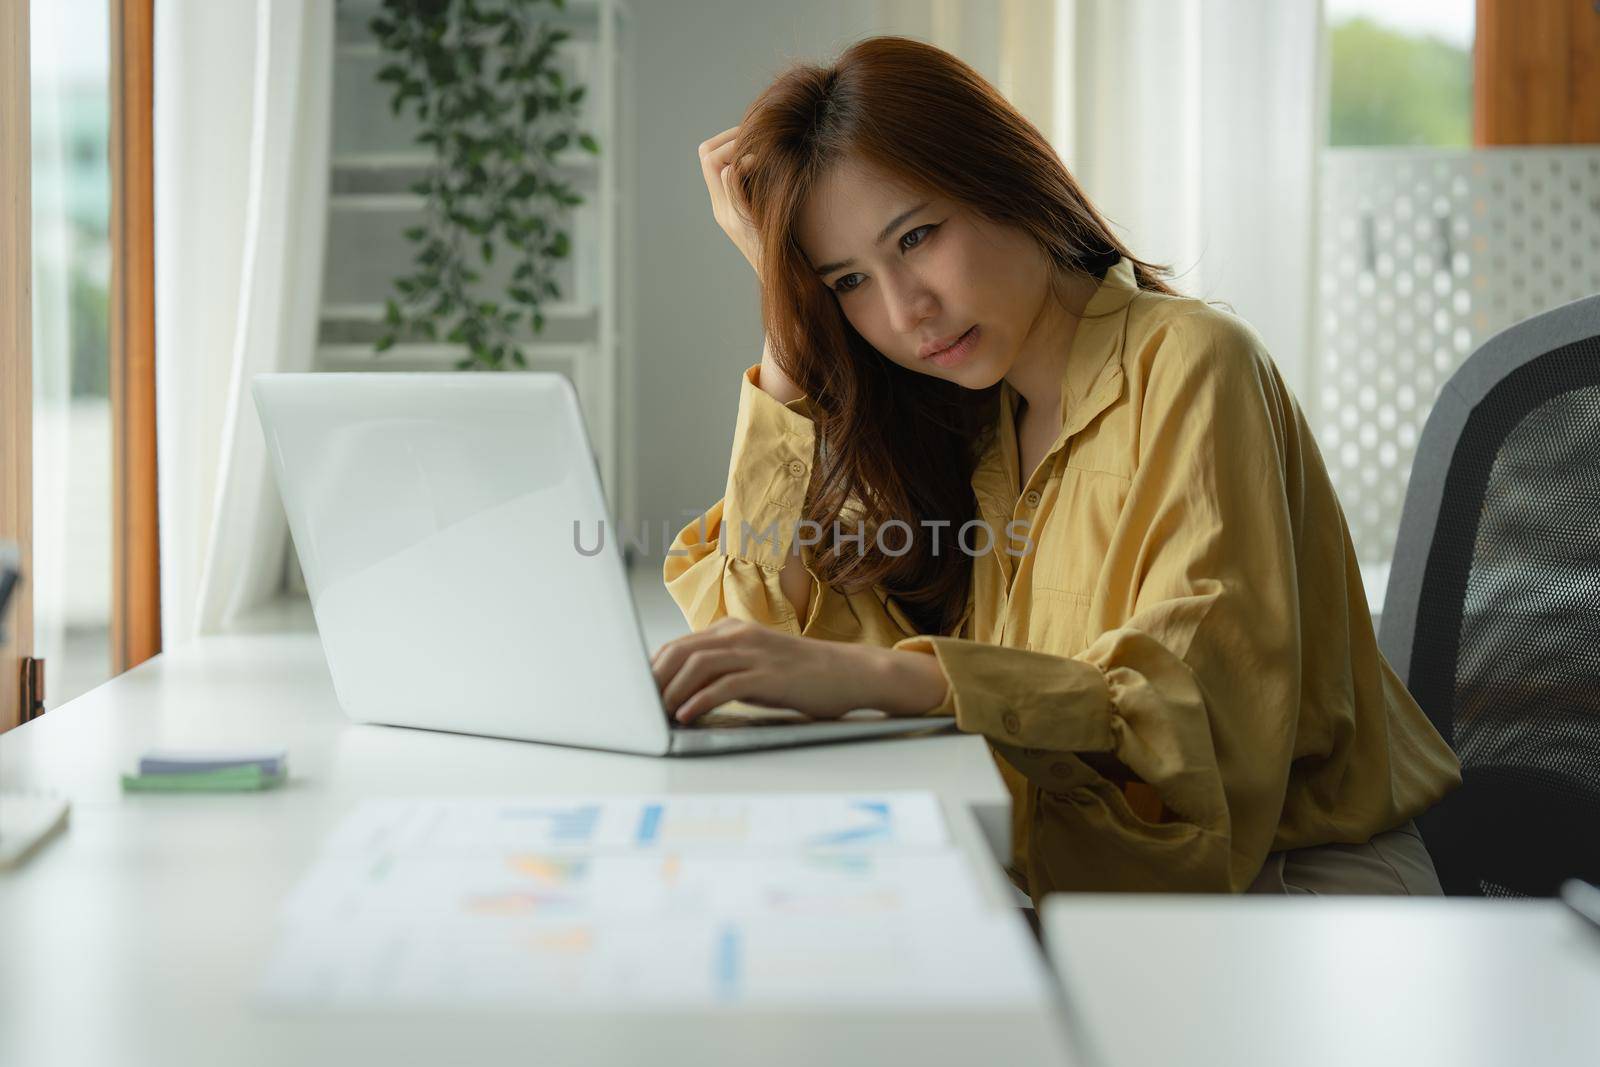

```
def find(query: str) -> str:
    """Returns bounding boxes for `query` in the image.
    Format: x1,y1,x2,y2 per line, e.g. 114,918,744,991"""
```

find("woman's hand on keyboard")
650,618,949,725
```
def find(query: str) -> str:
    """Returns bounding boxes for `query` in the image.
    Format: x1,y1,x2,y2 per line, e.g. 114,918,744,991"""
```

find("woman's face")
795,156,1052,389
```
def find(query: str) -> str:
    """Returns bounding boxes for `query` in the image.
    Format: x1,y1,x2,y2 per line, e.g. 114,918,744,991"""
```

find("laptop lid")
252,372,672,756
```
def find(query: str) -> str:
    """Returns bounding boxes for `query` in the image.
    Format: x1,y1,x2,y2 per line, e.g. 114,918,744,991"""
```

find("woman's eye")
900,223,935,250
832,225,936,295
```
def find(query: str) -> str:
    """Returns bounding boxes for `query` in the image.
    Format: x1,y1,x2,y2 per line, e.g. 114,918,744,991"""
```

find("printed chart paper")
319,793,949,855
262,793,1047,1011
279,849,987,923
262,913,1046,1010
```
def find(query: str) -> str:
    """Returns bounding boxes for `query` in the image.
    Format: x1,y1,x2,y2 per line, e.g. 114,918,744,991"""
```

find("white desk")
1042,895,1600,1067
0,632,1075,1067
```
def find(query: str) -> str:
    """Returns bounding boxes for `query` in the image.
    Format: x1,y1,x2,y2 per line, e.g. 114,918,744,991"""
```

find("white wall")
626,0,1009,565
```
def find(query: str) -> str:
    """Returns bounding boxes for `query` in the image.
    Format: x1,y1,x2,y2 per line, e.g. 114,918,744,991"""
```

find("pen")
1559,878,1600,934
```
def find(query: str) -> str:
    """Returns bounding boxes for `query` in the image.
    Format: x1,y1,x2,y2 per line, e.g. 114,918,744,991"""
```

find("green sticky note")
121,765,286,792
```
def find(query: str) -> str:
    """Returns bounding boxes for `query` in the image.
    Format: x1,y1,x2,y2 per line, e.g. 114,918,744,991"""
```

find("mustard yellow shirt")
663,255,1462,897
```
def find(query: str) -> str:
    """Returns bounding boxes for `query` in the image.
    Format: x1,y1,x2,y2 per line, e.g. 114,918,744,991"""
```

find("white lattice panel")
1314,148,1600,565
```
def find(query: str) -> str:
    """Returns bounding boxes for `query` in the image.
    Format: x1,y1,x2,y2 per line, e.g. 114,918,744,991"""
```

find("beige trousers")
1245,819,1444,895
1016,820,1443,940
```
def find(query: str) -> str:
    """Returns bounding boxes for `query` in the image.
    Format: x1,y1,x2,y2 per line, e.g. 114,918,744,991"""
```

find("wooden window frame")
1475,0,1600,145
1,0,159,730
2,0,32,731
110,0,161,673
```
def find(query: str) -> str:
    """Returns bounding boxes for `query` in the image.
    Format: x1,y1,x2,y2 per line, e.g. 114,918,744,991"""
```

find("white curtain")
873,0,1062,137
1057,0,1322,395
155,0,332,646
871,1,1321,392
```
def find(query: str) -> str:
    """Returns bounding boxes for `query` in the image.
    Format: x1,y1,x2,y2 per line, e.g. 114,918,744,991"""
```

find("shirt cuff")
891,635,1117,750
890,636,959,717
720,363,816,570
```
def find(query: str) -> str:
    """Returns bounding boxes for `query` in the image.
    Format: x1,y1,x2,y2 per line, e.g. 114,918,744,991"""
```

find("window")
4,0,158,728
31,0,114,707
1326,0,1473,147
1313,1,1600,606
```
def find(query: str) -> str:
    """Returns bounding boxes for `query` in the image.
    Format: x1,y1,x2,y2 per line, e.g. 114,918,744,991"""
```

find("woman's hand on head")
757,334,805,405
698,125,762,278
651,618,947,724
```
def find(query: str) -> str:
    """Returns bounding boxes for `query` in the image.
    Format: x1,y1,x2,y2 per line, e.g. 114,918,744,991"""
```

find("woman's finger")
651,628,736,692
651,633,706,691
697,129,740,188
707,136,743,162
675,669,759,725
662,648,753,719
719,160,741,206
704,143,741,183
651,619,762,691
697,125,739,159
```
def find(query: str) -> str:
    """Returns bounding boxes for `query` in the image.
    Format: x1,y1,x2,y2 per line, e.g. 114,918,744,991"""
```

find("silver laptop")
251,372,954,756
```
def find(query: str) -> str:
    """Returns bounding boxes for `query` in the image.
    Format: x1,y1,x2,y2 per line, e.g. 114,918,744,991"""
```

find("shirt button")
786,459,807,478
1049,762,1072,779
1022,747,1046,760
1001,711,1021,734
1023,490,1041,508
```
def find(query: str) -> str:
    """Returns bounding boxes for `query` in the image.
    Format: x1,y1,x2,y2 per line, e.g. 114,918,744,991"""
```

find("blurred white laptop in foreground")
251,373,953,756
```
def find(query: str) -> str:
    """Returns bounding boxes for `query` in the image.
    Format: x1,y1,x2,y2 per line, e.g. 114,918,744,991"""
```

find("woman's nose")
885,275,938,335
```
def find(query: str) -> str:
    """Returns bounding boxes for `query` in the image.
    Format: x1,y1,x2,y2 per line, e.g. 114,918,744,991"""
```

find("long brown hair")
733,35,1176,638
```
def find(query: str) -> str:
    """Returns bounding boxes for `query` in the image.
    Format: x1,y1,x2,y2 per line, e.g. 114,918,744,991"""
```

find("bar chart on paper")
318,793,948,854
262,793,1048,1010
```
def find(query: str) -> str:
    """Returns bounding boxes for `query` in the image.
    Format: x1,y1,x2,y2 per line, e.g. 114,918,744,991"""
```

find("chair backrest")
1379,294,1600,897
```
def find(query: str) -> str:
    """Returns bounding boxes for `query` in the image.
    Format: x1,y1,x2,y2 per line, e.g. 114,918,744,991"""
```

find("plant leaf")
368,0,593,377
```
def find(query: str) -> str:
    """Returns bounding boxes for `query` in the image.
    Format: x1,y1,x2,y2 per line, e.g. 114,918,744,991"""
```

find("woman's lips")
922,325,979,367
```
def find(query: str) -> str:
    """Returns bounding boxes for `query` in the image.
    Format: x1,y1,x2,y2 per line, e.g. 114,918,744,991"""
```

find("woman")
651,36,1461,898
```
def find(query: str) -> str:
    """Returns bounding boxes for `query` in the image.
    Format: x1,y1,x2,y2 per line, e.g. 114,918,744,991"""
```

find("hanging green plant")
368,0,600,370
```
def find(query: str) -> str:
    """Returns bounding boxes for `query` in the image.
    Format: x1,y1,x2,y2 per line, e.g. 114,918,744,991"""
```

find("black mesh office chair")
1379,294,1600,897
